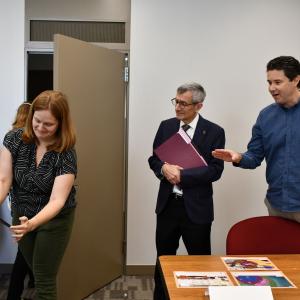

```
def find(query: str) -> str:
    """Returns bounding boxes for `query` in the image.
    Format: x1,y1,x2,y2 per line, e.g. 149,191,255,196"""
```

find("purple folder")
154,129,207,169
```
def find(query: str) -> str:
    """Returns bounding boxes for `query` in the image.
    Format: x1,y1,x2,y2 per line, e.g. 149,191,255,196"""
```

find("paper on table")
231,270,296,288
174,271,232,288
208,286,274,300
221,256,279,271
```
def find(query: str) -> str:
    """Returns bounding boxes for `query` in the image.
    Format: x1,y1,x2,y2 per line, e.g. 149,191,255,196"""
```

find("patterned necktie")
181,124,191,139
182,124,190,132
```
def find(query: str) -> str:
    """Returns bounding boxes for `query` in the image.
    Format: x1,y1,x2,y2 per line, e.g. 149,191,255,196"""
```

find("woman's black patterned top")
3,128,77,218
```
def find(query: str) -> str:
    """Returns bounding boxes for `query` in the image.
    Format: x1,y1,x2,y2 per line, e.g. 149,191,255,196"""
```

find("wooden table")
159,255,300,300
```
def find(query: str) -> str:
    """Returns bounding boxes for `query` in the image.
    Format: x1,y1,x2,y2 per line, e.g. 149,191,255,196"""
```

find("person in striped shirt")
0,90,77,300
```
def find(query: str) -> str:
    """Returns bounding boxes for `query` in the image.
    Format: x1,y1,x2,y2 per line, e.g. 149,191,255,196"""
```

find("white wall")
127,0,300,265
0,0,25,263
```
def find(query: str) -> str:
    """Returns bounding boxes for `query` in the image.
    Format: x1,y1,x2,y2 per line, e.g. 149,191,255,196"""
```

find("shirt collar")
180,113,199,130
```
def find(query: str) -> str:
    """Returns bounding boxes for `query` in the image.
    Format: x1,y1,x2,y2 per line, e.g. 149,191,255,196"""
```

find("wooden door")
54,34,125,300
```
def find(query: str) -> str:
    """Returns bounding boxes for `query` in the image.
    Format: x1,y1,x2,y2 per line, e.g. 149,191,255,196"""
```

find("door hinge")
124,66,129,82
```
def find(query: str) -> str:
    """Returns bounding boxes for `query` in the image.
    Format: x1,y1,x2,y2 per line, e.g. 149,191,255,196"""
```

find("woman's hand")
10,216,33,241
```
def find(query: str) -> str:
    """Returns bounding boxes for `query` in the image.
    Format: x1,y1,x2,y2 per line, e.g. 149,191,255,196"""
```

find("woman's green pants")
15,208,75,300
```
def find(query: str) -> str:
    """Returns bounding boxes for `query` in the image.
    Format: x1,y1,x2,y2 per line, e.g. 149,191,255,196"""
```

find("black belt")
172,193,183,200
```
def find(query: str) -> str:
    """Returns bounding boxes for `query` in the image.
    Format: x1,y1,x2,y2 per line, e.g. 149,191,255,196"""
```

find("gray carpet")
84,276,154,300
0,274,154,300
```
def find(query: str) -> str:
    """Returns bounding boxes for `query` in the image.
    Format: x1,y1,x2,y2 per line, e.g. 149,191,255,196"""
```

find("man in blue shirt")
212,56,300,222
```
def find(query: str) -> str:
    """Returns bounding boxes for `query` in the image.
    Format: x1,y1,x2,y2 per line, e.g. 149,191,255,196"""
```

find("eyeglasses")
171,98,195,108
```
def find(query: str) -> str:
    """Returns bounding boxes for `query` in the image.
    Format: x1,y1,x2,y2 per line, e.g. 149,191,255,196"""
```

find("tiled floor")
0,274,154,300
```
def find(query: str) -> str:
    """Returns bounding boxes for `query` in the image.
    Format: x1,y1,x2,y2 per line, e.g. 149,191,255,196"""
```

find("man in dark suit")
148,82,225,300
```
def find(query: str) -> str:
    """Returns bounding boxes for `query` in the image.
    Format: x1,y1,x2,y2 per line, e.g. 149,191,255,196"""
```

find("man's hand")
162,163,183,185
212,149,242,163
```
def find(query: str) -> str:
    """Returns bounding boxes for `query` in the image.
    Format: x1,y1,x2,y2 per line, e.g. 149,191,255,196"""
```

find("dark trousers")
14,208,75,300
6,249,34,300
154,195,212,300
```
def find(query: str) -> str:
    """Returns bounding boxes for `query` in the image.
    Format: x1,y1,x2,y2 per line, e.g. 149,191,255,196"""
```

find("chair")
226,216,300,255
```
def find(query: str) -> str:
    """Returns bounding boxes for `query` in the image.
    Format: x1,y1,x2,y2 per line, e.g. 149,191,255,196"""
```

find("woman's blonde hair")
22,90,76,152
12,102,31,129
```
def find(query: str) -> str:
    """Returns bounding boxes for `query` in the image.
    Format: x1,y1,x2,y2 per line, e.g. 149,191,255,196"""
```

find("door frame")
25,40,130,276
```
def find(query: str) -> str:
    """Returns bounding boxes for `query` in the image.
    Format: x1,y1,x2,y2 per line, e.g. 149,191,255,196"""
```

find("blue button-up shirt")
237,100,300,212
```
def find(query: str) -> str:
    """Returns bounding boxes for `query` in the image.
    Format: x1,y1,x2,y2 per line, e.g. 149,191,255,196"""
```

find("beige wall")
25,0,131,50
26,0,129,20
128,0,300,265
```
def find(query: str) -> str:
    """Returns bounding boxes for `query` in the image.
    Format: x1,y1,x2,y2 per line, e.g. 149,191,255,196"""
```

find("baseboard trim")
125,265,155,275
1,263,155,276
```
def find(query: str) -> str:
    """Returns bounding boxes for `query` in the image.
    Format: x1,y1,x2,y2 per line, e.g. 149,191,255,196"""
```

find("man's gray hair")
177,82,206,103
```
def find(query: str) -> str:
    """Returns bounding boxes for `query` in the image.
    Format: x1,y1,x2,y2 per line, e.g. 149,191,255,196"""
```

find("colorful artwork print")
222,257,278,271
174,271,232,288
231,271,296,288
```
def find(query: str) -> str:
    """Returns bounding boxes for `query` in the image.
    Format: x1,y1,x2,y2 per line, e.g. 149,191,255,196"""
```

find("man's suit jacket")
148,114,225,224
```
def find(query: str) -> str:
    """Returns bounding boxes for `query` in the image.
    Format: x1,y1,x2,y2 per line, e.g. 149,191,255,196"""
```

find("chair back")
226,216,300,255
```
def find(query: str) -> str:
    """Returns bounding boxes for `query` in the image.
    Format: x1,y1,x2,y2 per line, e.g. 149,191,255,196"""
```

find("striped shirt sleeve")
56,148,77,177
3,129,23,161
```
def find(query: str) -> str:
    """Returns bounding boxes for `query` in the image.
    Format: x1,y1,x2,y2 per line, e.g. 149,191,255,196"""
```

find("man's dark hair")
267,56,300,88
